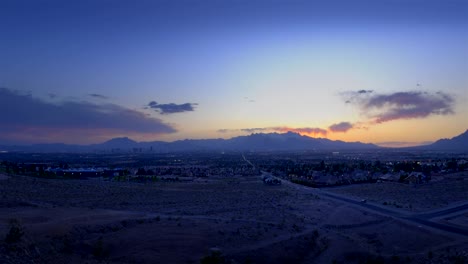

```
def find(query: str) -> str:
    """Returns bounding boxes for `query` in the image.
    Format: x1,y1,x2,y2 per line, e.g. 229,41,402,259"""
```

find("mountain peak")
229,132,377,151
101,137,138,148
427,129,468,151
285,131,301,136
105,137,135,143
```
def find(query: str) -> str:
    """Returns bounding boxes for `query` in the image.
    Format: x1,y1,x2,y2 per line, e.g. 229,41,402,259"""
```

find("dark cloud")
0,88,176,143
48,93,57,99
89,93,109,99
148,101,197,114
329,122,354,133
358,90,373,94
364,91,454,123
344,91,455,123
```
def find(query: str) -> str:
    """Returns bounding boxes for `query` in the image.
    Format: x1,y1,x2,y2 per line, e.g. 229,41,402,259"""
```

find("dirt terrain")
1,174,467,263
328,171,468,212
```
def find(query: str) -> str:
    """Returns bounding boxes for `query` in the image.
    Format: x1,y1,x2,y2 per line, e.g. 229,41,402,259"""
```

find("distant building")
47,167,124,179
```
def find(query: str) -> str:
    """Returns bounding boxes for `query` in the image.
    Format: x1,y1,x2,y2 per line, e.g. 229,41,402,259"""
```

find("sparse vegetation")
92,237,108,260
200,250,226,264
4,219,24,244
0,152,466,263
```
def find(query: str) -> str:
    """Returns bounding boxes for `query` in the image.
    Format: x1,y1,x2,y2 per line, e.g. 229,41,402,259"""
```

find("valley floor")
0,173,467,263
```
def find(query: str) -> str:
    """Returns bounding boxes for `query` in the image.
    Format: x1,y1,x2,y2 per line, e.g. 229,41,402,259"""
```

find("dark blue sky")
0,0,467,145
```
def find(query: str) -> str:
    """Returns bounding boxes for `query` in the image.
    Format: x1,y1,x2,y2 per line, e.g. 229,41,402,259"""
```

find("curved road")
258,168,468,237
318,189,468,237
242,154,468,237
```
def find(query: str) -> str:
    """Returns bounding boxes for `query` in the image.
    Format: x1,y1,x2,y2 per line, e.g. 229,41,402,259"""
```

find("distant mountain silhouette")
2,130,467,153
0,132,378,153
97,137,138,149
421,129,468,151
223,132,377,151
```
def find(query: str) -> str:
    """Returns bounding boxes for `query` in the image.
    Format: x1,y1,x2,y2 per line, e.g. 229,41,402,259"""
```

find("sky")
0,0,467,146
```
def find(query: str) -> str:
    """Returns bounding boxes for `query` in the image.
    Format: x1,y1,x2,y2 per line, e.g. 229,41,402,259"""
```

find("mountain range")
0,130,467,153
420,129,468,151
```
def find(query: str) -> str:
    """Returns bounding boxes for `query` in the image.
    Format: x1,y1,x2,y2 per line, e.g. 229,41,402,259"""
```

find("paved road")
241,155,468,237
415,203,468,219
318,191,406,218
405,217,468,236
242,153,255,169
259,169,468,237
318,189,468,237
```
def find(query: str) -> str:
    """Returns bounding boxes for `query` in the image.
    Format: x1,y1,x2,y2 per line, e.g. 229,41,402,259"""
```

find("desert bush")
92,237,108,260
448,252,467,264
60,235,73,254
344,252,385,264
4,219,24,244
390,254,401,263
200,250,226,264
312,229,319,238
292,223,301,232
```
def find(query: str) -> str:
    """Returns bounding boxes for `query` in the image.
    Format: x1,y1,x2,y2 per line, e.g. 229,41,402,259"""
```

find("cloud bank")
344,90,454,123
148,101,197,114
218,126,328,137
0,88,176,143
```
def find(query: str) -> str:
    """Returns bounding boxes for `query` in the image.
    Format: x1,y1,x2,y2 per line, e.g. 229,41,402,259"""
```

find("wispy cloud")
328,122,353,133
89,93,109,99
240,128,269,133
376,141,434,148
344,90,455,123
344,90,373,103
0,88,176,143
148,101,197,114
273,127,328,136
243,96,255,103
218,127,269,134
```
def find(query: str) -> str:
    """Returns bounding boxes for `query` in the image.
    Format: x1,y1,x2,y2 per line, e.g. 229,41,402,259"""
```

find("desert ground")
327,171,468,212
1,173,467,263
